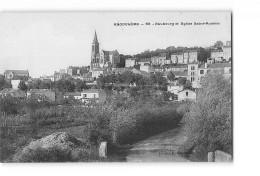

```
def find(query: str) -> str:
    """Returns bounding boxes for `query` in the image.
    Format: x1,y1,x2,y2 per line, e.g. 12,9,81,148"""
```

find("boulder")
11,132,85,162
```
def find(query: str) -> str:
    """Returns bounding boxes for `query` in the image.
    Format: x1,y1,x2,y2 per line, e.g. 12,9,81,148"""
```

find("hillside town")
0,31,231,104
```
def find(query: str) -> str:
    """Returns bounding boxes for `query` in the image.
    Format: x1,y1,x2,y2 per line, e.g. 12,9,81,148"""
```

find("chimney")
205,62,207,69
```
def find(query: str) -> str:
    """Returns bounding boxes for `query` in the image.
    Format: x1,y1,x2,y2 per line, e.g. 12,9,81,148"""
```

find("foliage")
18,81,28,91
167,71,175,81
179,72,232,161
213,41,224,49
109,100,183,145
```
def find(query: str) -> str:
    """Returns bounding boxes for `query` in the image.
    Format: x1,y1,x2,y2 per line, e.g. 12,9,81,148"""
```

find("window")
191,66,195,70
94,94,96,98
186,92,188,96
200,70,204,74
83,94,87,98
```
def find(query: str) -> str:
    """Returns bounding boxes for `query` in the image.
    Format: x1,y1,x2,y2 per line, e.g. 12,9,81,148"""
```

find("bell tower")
91,30,99,69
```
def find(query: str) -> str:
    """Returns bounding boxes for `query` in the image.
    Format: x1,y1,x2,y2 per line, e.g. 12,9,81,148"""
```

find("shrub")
180,72,232,161
110,102,183,145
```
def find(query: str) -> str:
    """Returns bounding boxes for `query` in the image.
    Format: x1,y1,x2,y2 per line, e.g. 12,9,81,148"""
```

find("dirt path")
125,127,189,162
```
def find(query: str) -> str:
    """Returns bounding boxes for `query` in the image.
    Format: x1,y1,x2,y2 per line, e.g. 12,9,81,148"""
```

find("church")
90,31,120,78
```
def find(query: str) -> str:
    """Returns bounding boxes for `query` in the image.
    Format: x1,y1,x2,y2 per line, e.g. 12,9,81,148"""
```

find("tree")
178,77,187,85
181,72,232,160
75,79,86,92
18,81,28,91
213,41,224,49
25,94,48,138
97,75,106,88
167,71,175,81
197,47,208,63
183,80,192,90
0,95,21,129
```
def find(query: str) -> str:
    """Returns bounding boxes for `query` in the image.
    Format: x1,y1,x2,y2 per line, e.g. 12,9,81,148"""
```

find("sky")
0,11,231,78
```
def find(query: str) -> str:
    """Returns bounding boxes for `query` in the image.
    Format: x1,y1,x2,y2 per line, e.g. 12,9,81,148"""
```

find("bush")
180,72,232,161
110,102,183,145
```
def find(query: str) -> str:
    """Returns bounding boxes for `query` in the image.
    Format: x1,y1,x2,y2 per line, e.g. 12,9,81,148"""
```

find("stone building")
125,58,136,67
177,89,196,101
151,53,167,66
81,89,107,104
211,49,224,61
171,50,198,64
223,41,231,61
137,58,151,66
187,61,199,82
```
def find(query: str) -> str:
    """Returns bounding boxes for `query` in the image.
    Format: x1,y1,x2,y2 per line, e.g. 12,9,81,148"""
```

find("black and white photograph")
0,11,232,163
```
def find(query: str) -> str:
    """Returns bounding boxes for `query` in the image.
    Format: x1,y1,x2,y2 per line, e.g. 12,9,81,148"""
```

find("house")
187,61,199,83
197,62,231,82
167,83,183,94
64,92,82,100
91,67,108,78
137,58,151,66
171,52,184,64
223,41,231,61
131,68,150,77
27,89,56,102
0,88,26,99
171,50,198,64
4,70,29,80
83,72,94,81
183,49,198,63
211,49,224,62
177,89,196,101
125,58,136,68
11,79,21,89
81,89,107,104
40,75,55,82
67,66,80,76
153,65,164,72
140,65,155,73
151,53,167,66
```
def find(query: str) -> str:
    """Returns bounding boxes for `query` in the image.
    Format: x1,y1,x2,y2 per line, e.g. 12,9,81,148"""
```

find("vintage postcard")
0,11,232,162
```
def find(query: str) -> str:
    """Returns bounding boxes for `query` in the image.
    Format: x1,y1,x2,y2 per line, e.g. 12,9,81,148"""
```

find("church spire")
93,30,98,44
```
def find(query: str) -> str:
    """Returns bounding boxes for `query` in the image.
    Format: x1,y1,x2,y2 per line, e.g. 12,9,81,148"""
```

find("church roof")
93,31,99,44
102,50,118,55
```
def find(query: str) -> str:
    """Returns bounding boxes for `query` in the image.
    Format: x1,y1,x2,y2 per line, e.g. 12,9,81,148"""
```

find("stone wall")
208,150,232,162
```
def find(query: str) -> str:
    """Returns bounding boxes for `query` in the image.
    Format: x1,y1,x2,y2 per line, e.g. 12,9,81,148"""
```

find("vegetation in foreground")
178,72,232,161
0,93,184,162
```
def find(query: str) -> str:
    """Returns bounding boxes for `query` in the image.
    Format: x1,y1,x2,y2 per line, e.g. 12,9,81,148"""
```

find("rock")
11,132,85,162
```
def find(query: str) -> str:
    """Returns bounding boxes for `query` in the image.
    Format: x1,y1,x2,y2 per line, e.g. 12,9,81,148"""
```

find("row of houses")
125,49,198,68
